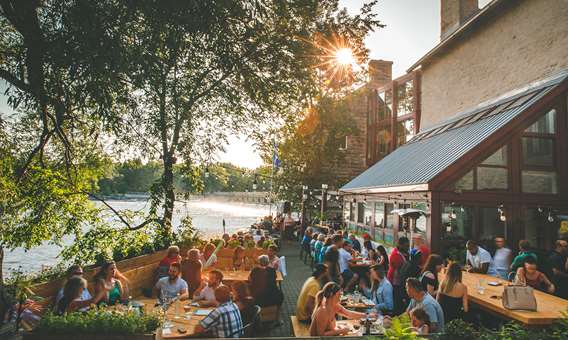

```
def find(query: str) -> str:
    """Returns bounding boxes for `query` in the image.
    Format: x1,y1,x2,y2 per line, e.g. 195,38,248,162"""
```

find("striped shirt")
199,301,243,338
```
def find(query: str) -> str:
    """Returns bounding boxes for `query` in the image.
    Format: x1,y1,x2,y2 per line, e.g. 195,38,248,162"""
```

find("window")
364,202,373,226
477,167,508,190
454,170,474,191
441,202,473,241
374,202,384,228
396,119,415,146
349,202,355,221
385,203,394,229
451,146,509,191
378,90,393,121
396,79,415,117
357,202,365,223
478,207,505,244
521,109,558,194
339,136,348,150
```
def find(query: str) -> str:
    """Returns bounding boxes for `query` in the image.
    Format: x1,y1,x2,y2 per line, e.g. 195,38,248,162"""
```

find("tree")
115,0,380,237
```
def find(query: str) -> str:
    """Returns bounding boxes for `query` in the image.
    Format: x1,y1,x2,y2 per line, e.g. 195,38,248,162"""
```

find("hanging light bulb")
460,206,465,212
252,175,258,190
537,206,543,213
204,167,210,178
450,210,457,219
498,205,506,222
548,211,554,223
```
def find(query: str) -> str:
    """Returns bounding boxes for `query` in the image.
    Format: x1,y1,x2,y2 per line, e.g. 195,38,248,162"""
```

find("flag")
272,140,281,168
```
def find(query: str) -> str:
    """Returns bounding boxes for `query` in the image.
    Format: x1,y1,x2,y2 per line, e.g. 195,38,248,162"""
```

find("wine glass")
161,288,173,328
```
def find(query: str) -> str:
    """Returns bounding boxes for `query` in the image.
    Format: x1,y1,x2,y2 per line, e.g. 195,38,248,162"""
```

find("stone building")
340,0,568,254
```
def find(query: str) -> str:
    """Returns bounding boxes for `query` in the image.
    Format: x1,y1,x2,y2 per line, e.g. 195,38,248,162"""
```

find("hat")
344,239,353,246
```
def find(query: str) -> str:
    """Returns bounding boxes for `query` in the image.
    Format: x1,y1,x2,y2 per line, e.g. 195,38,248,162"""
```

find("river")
3,198,273,277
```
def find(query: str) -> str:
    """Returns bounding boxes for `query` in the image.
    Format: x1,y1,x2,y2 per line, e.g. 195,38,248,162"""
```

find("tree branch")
0,68,31,93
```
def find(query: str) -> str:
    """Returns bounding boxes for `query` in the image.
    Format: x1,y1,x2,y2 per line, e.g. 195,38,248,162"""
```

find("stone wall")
420,0,568,129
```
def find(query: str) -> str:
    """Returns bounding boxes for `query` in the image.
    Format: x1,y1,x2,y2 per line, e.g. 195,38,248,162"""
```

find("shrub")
35,308,162,335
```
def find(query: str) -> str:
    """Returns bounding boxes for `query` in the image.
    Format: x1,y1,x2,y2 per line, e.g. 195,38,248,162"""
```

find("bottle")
364,312,371,335
127,295,133,312
174,293,181,318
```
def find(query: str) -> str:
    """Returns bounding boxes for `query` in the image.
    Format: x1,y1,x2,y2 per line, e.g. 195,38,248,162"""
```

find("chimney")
367,59,393,89
441,0,479,40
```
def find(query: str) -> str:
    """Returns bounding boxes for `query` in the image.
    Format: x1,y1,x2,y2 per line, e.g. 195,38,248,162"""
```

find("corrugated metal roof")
340,71,567,193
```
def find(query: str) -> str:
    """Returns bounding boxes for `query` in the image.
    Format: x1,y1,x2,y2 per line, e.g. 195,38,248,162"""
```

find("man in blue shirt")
361,265,393,314
406,278,444,332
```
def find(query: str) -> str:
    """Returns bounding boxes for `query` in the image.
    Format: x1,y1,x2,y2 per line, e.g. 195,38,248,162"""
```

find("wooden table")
134,297,213,339
205,269,284,285
341,294,375,310
290,316,362,337
440,271,568,325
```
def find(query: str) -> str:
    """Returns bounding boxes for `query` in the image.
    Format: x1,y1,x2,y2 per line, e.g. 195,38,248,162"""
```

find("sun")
335,48,355,66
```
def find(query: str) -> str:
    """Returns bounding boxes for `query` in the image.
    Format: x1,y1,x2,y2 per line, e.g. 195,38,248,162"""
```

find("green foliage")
227,239,242,249
382,314,422,340
36,309,162,335
446,245,466,265
443,319,478,340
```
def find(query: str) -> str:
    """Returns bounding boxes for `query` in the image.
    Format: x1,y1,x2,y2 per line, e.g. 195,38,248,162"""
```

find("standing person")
181,249,203,297
55,265,92,310
436,262,468,323
284,212,295,240
309,282,366,336
411,235,430,268
360,265,393,314
154,262,189,302
248,255,283,307
388,237,410,315
375,245,390,273
195,286,244,338
319,237,333,265
193,270,224,307
349,234,362,253
406,278,444,333
324,246,343,286
233,246,246,271
493,237,512,280
301,228,313,261
514,257,555,294
313,234,326,264
465,240,497,276
94,261,129,306
548,239,568,299
420,255,444,296
510,240,538,275
338,240,358,291
296,264,328,322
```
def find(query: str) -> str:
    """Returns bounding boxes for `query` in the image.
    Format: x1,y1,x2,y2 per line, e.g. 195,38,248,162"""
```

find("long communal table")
441,271,568,325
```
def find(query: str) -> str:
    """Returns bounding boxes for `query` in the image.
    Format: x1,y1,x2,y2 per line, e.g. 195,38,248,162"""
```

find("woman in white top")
493,237,512,280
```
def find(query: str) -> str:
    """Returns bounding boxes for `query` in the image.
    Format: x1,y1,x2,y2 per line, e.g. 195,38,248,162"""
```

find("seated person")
410,307,431,335
193,270,224,307
360,264,393,314
310,282,367,336
267,245,280,271
514,257,555,294
202,242,218,268
338,240,359,291
55,265,92,311
195,285,243,338
233,246,246,271
154,262,189,302
465,240,497,276
181,249,202,297
406,278,444,333
56,277,104,315
248,255,283,307
157,246,182,279
296,264,328,322
94,261,129,306
231,281,255,326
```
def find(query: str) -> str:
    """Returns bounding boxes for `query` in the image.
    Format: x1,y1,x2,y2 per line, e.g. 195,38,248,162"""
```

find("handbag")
502,285,537,311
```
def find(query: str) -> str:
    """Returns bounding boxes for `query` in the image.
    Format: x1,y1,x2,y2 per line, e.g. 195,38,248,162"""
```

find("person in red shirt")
411,234,430,268
388,237,410,315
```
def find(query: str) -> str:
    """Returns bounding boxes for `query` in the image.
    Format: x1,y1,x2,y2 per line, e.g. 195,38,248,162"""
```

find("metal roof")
340,71,568,194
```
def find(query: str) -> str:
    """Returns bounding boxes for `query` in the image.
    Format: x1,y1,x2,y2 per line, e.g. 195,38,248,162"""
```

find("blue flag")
272,140,281,168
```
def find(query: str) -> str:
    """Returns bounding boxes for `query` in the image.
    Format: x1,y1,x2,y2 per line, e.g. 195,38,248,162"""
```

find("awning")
340,69,568,194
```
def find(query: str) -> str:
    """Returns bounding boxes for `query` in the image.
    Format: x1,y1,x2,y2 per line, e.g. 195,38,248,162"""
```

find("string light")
548,211,554,223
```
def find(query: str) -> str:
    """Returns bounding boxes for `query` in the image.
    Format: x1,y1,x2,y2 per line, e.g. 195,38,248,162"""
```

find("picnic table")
440,271,568,325
206,269,284,287
134,296,214,339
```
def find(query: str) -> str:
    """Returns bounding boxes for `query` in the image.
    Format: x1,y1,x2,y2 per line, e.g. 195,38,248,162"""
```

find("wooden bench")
290,316,310,337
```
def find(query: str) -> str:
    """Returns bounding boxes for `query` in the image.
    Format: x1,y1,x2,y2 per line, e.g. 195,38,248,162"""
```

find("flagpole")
269,148,274,217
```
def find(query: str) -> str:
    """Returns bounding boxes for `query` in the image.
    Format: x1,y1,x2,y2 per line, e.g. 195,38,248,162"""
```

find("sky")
0,0,490,169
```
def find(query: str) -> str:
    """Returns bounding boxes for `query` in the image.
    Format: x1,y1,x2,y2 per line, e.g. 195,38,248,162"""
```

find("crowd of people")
297,228,568,335
51,234,284,338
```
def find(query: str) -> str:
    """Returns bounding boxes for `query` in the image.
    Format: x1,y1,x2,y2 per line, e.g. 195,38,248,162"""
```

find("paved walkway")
262,239,312,337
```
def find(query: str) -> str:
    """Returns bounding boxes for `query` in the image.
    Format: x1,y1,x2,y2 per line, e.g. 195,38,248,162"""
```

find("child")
410,307,431,335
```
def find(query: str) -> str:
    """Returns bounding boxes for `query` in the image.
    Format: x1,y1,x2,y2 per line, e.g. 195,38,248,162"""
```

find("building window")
385,203,395,229
478,207,505,244
521,109,558,194
454,170,474,191
396,119,415,146
349,202,355,222
374,202,384,228
364,202,373,226
357,202,365,224
339,136,348,150
396,79,415,117
451,146,509,191
441,202,473,241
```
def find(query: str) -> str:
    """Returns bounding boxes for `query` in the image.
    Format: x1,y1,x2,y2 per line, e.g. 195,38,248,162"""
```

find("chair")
229,305,261,338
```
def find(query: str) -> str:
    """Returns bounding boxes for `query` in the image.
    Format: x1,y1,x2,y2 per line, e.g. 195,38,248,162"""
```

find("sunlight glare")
335,48,354,66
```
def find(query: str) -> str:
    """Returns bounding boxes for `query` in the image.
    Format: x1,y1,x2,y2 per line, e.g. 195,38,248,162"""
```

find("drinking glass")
477,279,486,294
161,288,173,328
